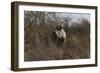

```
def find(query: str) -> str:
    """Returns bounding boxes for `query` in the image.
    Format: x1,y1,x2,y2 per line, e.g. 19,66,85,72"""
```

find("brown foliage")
24,11,90,61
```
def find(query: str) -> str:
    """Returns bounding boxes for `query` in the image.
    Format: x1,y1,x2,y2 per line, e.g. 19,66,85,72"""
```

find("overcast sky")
56,12,90,23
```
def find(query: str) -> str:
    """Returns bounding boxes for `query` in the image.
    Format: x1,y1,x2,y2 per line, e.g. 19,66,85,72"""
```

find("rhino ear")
59,25,63,29
61,24,64,28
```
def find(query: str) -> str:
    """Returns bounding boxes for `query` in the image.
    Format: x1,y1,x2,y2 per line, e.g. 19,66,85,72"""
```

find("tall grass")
24,11,90,61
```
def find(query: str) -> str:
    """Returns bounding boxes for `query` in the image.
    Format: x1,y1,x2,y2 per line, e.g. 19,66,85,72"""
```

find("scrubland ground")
24,11,90,61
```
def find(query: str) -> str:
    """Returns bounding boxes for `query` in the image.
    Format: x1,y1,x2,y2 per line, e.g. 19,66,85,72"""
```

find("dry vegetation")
24,11,90,61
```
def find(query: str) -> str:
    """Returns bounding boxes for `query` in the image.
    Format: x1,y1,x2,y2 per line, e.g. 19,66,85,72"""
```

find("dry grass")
24,24,90,61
